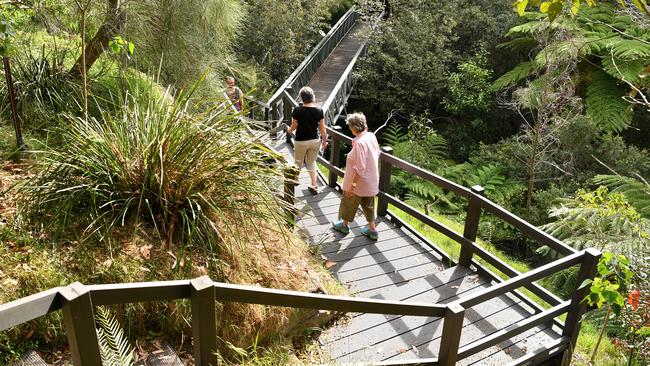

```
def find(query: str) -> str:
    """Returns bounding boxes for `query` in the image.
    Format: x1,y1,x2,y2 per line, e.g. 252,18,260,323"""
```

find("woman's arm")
287,117,298,134
319,118,327,149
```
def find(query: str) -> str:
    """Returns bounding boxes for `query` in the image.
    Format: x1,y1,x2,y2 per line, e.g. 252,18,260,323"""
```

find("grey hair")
346,112,368,132
299,86,315,103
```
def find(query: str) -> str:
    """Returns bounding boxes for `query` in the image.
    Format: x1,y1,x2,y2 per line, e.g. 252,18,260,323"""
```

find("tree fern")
540,187,650,261
601,56,647,84
96,306,134,366
586,69,634,132
594,174,650,219
497,37,538,53
491,61,537,91
605,37,650,60
381,123,407,147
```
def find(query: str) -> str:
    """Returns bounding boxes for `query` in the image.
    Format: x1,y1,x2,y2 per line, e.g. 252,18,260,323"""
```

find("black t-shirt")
292,106,324,141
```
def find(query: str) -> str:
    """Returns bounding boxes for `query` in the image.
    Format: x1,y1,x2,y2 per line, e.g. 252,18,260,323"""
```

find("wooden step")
13,350,47,366
138,342,184,366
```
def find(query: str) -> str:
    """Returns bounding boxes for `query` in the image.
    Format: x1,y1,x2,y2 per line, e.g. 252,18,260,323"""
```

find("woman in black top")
287,86,328,194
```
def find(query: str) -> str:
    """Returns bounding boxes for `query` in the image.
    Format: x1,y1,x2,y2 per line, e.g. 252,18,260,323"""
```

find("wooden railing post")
439,302,465,366
60,282,102,366
283,164,299,225
191,276,218,366
377,146,393,216
459,185,484,267
560,248,601,366
328,126,342,188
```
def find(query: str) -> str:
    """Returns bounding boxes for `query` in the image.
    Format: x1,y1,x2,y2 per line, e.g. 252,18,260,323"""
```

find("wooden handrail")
456,302,571,360
474,194,576,256
0,287,63,331
457,251,585,309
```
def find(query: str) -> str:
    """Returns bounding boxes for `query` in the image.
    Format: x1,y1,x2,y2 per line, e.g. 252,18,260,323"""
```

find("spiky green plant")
95,306,134,366
16,81,290,254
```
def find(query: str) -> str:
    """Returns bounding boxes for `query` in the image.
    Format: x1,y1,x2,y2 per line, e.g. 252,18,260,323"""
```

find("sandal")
360,226,378,240
308,186,318,195
332,220,350,234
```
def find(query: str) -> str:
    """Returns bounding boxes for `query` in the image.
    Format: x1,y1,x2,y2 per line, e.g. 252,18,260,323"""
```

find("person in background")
225,76,243,111
286,86,328,195
332,112,380,240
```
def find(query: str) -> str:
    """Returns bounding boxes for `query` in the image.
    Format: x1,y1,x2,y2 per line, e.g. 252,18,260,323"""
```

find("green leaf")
128,42,135,55
578,278,593,290
547,1,564,21
540,1,551,12
515,0,529,16
571,0,581,14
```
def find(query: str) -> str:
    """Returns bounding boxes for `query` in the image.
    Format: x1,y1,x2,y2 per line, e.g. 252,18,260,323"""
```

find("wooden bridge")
0,7,600,366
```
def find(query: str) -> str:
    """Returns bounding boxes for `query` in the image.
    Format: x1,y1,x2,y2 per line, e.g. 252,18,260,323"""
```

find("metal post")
377,146,393,216
560,248,601,366
328,126,342,188
3,57,25,150
438,302,465,366
458,185,484,267
60,282,102,366
191,276,218,366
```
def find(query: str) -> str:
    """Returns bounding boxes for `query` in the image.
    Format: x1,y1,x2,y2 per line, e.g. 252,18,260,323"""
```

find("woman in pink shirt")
332,113,381,240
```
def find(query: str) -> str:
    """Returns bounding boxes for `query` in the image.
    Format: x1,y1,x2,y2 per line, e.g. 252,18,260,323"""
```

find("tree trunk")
525,126,539,212
3,56,25,150
69,0,124,78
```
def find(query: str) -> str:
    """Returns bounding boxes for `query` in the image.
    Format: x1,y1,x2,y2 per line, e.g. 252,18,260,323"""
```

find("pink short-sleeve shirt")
342,131,380,197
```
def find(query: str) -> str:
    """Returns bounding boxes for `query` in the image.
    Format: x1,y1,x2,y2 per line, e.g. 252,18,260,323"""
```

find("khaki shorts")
339,194,376,223
294,139,320,172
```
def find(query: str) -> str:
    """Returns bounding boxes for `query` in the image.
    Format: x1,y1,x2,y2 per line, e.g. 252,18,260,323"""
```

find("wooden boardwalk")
264,136,561,365
309,22,366,108
260,16,563,366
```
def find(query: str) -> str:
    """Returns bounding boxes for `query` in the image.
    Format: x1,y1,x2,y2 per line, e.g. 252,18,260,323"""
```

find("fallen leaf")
451,285,459,289
3,278,18,287
140,244,152,259
412,345,419,356
102,259,113,268
504,347,512,354
522,346,527,354
398,348,408,353
325,261,337,269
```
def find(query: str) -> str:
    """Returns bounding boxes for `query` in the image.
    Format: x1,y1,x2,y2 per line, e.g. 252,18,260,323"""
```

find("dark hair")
299,86,315,103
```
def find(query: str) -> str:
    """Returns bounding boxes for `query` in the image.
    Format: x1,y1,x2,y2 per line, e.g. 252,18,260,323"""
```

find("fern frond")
404,180,442,201
96,306,134,366
605,37,650,60
601,56,648,84
423,133,448,161
491,61,537,91
593,174,650,219
497,37,538,53
381,123,407,147
586,70,633,133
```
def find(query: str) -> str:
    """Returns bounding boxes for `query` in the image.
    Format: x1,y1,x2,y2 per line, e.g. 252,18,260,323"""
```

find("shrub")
16,83,290,253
